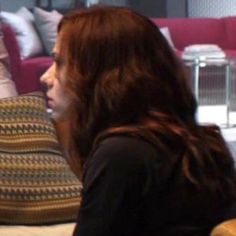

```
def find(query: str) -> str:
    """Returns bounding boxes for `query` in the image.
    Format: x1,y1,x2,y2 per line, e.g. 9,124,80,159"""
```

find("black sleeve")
73,136,157,236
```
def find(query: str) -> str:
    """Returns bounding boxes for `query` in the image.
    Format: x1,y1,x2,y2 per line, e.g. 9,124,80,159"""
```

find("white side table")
183,57,231,127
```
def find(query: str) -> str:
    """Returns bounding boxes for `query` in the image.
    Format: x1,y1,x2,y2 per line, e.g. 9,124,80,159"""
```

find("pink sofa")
3,24,53,94
152,16,236,58
4,16,236,94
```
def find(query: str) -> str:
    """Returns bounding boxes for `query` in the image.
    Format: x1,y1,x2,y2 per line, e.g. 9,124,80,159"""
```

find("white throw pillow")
16,6,35,23
160,27,175,49
0,11,43,59
34,7,63,55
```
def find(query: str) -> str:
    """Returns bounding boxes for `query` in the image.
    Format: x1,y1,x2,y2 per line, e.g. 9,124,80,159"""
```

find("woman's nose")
40,65,55,89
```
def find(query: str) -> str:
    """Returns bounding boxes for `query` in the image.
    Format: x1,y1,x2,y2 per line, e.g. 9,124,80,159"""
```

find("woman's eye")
52,52,64,68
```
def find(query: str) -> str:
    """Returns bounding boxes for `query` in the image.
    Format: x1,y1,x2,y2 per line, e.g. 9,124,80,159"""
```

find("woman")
41,5,236,236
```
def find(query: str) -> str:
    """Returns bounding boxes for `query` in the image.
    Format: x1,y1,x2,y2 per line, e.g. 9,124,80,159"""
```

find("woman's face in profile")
40,39,72,121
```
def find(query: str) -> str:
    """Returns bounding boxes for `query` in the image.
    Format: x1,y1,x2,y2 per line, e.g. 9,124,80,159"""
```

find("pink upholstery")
2,23,53,94
225,50,236,58
2,24,21,83
224,17,236,50
152,17,236,52
19,57,52,94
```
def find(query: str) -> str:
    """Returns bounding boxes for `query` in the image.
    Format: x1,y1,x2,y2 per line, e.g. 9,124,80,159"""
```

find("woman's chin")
51,110,69,122
51,112,62,122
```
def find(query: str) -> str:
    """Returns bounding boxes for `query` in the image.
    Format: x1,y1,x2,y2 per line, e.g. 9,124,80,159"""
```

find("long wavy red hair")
57,5,236,203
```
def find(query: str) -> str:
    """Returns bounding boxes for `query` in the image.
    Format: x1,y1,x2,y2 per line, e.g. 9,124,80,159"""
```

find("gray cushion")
34,7,63,55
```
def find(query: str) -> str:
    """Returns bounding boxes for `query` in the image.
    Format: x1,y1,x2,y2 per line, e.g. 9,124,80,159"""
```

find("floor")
198,105,236,164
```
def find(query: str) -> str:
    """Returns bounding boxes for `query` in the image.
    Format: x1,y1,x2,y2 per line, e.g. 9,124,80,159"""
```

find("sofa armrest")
2,23,22,83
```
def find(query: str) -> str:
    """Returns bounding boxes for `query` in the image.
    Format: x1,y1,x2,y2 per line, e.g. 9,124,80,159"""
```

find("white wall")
167,0,186,17
100,0,127,6
0,0,176,17
128,0,166,17
188,0,236,17
0,0,73,12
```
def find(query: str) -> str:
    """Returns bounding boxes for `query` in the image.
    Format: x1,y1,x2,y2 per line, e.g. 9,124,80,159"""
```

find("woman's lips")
47,97,54,108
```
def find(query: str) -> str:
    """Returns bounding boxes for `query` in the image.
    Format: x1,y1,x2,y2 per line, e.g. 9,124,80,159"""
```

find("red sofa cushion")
152,18,227,51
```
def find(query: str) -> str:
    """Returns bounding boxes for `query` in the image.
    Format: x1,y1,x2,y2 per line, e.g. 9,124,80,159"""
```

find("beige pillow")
34,7,63,55
0,92,82,224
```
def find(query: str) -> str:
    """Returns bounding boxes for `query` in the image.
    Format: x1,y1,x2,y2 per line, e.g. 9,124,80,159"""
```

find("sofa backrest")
152,18,228,51
2,24,21,83
224,16,236,50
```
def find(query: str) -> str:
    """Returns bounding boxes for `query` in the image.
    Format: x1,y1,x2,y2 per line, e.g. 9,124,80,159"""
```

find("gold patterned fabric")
0,92,82,224
211,219,236,236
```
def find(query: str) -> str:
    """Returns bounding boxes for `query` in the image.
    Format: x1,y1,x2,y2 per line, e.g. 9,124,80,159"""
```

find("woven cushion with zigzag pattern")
0,92,82,225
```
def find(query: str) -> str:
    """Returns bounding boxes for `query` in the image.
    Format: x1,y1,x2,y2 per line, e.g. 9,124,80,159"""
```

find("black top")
73,135,234,236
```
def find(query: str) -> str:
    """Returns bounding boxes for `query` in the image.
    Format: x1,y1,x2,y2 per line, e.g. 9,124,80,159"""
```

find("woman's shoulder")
97,134,158,157
99,134,156,150
87,134,161,171
83,135,164,192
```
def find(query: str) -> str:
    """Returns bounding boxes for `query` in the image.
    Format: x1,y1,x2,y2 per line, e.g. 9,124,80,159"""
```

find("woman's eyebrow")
51,52,58,58
51,52,64,64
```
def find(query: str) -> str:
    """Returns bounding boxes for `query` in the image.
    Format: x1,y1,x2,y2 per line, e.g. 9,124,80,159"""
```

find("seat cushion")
224,50,236,59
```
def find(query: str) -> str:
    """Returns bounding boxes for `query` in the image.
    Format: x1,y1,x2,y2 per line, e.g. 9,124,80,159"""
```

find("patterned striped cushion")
0,92,82,224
